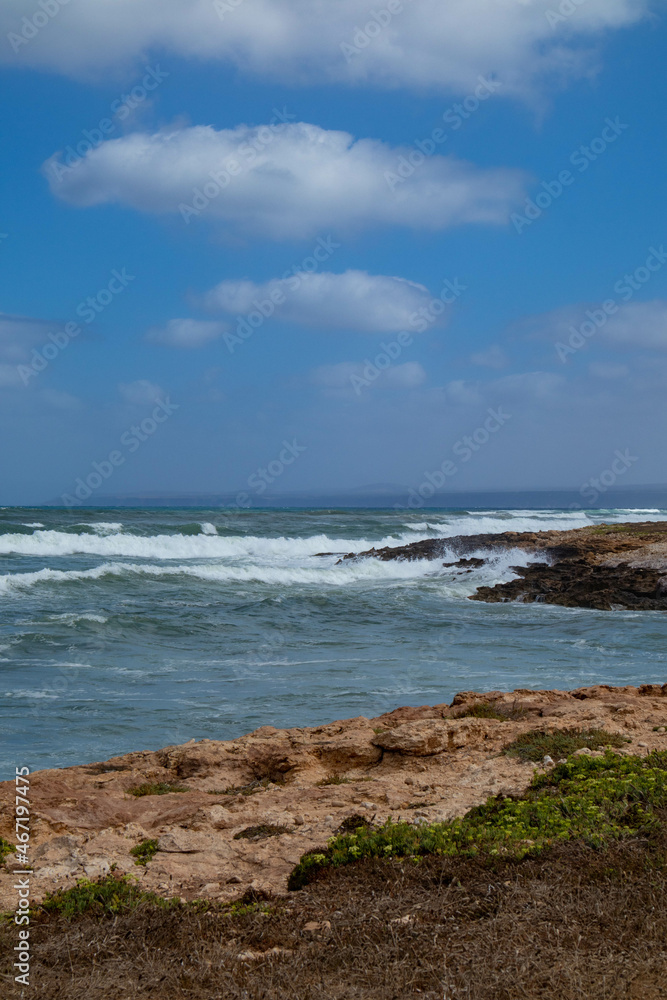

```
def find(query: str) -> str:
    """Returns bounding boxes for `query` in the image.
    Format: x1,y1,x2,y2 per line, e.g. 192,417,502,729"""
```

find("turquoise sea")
2,505,667,776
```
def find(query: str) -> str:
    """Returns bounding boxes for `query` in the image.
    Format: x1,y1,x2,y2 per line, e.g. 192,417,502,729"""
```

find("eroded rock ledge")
341,521,667,610
2,683,666,908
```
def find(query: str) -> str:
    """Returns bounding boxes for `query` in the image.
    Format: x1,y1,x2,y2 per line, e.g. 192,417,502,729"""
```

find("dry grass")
454,700,527,722
503,727,628,762
4,830,667,999
127,781,189,797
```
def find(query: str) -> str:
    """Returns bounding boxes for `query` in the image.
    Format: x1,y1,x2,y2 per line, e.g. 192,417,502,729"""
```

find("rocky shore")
342,520,667,610
2,683,667,911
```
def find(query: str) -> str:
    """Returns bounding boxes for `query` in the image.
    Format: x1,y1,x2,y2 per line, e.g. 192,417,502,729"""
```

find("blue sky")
1,0,666,505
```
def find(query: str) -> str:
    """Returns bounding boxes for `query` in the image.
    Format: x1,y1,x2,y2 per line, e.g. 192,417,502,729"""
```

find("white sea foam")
0,544,540,598
82,522,124,535
48,612,108,624
22,522,45,528
0,529,432,560
200,523,218,535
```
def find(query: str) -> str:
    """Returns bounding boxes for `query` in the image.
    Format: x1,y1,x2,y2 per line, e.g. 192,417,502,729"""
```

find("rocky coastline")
2,682,667,910
341,520,667,610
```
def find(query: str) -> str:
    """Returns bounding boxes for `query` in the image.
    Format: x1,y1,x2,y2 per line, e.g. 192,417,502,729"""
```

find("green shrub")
316,774,351,786
130,838,159,866
39,874,176,919
504,728,628,763
0,837,15,864
288,751,667,890
127,782,189,797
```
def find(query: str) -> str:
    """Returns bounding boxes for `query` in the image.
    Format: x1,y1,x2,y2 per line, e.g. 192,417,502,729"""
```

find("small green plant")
373,727,388,735
288,751,667,890
454,701,527,722
455,703,508,721
316,774,351,786
504,728,628,763
233,824,289,841
0,837,16,864
130,838,159,866
39,874,177,919
128,782,189,797
209,778,272,796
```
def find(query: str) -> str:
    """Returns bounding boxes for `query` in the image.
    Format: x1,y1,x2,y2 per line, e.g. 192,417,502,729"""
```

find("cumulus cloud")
0,313,58,364
203,271,439,332
118,379,165,405
0,0,651,96
525,299,667,351
0,312,72,387
147,318,228,348
43,122,527,240
312,361,426,390
470,345,508,369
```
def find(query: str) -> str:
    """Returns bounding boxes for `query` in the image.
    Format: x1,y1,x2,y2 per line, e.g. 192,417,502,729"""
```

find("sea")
2,505,667,777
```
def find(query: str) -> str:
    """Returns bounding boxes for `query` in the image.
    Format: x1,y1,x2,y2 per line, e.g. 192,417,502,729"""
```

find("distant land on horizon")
37,484,667,511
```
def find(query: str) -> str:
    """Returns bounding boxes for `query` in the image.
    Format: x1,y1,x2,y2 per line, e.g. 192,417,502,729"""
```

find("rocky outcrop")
1,684,666,909
342,522,667,610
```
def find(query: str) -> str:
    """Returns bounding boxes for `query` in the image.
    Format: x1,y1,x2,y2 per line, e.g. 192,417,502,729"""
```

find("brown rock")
372,718,499,756
2,683,666,910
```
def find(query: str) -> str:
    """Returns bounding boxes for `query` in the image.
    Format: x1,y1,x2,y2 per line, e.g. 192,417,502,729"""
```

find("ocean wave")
0,529,434,560
0,546,538,597
78,522,124,535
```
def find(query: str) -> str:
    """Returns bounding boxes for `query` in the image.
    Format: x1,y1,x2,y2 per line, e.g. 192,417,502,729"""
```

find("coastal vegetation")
127,781,189,797
503,726,629,762
6,748,667,998
130,839,159,866
288,750,666,889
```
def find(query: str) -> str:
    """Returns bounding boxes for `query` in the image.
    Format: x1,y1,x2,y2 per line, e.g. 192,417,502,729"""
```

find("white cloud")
43,122,527,240
0,313,57,364
40,389,82,410
0,0,650,96
203,271,438,332
589,362,630,378
118,379,165,405
147,318,228,348
470,345,508,369
312,361,426,389
0,364,23,388
525,299,667,351
600,301,667,349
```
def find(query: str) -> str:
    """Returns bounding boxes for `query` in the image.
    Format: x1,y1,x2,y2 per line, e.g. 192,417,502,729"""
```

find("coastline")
341,520,667,610
2,682,666,910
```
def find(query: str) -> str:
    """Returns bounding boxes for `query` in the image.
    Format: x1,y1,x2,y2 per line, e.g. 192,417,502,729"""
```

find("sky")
1,0,666,505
